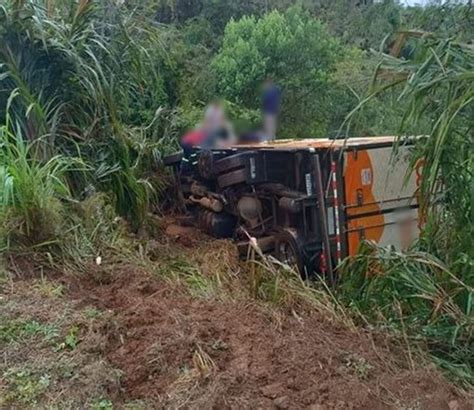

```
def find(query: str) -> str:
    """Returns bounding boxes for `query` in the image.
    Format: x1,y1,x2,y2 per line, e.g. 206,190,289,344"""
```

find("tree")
212,8,345,137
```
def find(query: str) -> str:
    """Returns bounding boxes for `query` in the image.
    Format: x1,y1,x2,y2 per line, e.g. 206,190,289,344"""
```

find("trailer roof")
233,136,403,150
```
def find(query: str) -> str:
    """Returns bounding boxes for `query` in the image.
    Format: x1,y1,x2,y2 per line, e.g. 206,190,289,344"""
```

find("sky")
401,0,468,4
401,0,430,4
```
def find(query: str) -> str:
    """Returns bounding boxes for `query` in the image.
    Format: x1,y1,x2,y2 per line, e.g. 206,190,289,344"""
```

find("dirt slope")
1,231,472,409
66,264,469,409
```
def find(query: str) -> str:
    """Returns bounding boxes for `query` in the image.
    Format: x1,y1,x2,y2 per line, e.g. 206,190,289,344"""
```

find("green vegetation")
0,319,59,343
341,243,473,387
0,0,179,230
3,367,51,406
340,33,473,387
212,8,345,136
0,121,77,248
0,0,472,393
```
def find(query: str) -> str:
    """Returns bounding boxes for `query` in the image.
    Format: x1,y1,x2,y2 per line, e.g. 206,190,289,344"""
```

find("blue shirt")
262,85,281,115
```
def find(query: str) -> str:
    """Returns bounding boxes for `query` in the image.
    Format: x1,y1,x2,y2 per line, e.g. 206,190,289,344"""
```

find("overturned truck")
165,137,423,279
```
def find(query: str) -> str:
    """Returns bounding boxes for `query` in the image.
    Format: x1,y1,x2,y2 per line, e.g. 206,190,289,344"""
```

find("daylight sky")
402,0,429,4
401,0,468,4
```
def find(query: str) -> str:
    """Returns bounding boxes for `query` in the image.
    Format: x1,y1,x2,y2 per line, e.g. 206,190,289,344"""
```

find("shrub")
0,123,76,248
0,0,179,228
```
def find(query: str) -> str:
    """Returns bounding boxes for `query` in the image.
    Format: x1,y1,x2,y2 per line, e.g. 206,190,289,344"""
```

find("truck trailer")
165,136,423,278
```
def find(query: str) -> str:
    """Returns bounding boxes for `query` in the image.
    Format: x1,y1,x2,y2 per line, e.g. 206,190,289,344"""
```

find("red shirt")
182,129,207,146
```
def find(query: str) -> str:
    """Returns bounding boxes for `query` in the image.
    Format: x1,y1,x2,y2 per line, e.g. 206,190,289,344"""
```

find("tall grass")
0,0,180,228
0,121,76,248
340,241,473,387
340,35,474,386
0,118,126,273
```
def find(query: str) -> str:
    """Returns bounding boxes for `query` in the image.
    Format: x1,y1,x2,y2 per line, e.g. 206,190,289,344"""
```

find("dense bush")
0,0,180,228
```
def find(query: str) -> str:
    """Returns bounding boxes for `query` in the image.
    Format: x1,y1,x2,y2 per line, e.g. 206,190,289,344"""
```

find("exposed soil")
64,262,471,409
2,224,472,409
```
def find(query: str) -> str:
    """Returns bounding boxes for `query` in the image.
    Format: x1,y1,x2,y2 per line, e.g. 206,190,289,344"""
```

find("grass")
0,319,60,344
242,237,356,327
2,367,51,406
0,0,181,229
192,344,217,378
0,276,121,408
59,193,126,273
339,241,474,387
33,275,64,298
54,326,81,352
0,121,127,275
0,122,79,249
91,399,114,410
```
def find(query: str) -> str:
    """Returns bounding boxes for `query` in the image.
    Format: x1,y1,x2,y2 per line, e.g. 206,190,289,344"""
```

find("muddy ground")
1,228,472,409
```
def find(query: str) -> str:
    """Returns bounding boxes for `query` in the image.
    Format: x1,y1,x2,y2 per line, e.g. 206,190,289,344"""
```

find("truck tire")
163,151,183,166
214,152,253,174
217,168,247,188
197,150,215,179
274,229,307,277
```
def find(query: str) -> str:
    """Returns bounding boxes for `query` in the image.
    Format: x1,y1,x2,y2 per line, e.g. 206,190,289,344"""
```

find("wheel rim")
278,241,298,268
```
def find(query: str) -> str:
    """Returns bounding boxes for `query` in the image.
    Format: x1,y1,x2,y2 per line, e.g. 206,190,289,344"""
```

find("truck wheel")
274,230,307,277
214,152,253,174
217,168,247,188
163,151,183,166
198,150,215,179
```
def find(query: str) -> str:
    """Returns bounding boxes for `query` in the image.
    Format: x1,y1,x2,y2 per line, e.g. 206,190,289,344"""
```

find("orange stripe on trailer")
344,150,384,255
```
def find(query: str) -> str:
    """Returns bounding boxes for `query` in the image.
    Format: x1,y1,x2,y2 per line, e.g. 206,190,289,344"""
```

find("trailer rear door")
343,145,422,255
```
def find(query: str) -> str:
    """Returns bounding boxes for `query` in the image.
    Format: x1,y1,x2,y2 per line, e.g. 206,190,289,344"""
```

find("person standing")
202,101,236,148
262,78,281,141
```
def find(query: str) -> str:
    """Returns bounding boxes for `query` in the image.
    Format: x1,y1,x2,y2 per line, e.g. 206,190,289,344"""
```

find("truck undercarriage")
165,137,421,279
